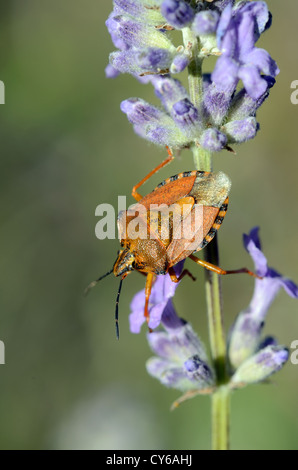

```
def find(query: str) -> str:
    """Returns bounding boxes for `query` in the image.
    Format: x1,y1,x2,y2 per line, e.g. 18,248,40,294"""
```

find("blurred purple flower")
212,2,279,100
229,227,298,368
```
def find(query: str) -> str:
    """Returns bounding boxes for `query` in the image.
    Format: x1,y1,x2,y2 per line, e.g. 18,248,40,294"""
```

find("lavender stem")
183,24,230,451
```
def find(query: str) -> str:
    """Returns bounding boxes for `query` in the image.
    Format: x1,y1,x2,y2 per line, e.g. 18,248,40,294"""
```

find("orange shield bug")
86,148,258,338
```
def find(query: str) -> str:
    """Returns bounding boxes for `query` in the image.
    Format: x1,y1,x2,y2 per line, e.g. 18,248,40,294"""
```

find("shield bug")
87,148,258,337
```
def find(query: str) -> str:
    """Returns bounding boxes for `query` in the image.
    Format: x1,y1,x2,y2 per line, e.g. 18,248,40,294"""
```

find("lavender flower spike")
229,227,298,369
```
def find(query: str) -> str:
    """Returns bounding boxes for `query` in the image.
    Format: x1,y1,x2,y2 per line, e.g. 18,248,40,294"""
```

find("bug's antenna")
115,278,124,340
84,268,114,296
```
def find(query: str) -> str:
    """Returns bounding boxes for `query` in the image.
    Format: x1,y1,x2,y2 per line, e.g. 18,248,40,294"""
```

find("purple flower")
161,0,195,30
146,302,214,391
212,3,279,100
231,345,289,387
129,261,185,333
229,227,298,369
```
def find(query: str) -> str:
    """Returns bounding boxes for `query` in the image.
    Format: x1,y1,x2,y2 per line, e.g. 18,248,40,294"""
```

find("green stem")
183,27,231,450
212,386,230,451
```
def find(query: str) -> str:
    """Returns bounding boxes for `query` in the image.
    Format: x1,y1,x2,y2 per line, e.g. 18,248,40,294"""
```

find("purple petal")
148,301,168,330
238,65,268,100
243,227,267,277
161,299,186,331
216,3,233,50
245,48,280,77
237,1,271,36
129,261,185,334
212,56,239,93
237,11,257,57
244,226,262,251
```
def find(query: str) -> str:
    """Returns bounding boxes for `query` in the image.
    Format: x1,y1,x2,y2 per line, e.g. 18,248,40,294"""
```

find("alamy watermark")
290,80,298,104
0,340,4,365
0,80,4,104
95,196,210,251
290,340,298,365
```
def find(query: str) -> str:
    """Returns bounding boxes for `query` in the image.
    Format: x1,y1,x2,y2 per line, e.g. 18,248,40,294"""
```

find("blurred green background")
0,0,297,450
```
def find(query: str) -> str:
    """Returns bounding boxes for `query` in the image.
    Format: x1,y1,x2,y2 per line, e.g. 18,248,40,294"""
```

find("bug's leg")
168,267,196,283
144,272,157,322
132,146,174,202
189,254,262,279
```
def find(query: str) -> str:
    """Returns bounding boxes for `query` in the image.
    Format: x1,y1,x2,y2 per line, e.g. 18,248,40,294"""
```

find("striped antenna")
115,278,123,340
84,268,114,296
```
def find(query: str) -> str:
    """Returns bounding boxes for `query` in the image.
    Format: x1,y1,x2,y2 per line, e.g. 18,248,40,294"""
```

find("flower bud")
231,345,289,387
224,117,259,143
192,11,219,36
200,128,227,152
170,99,202,137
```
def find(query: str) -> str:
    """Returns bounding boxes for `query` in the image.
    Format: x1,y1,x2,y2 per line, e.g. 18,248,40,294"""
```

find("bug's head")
113,248,136,277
